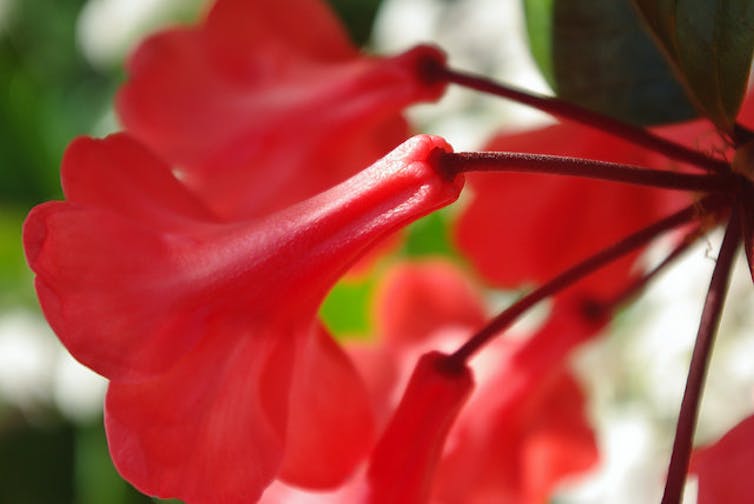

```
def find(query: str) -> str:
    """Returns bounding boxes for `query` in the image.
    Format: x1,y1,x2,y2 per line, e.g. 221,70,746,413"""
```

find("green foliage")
402,210,459,258
632,0,754,132
0,209,34,306
320,276,376,339
75,422,153,504
0,419,75,503
522,0,554,84
0,0,115,206
326,0,383,46
523,0,697,126
320,211,459,340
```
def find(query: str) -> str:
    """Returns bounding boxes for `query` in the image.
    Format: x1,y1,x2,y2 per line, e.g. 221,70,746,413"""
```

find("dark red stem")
442,152,733,192
436,66,729,173
660,212,741,504
445,196,726,366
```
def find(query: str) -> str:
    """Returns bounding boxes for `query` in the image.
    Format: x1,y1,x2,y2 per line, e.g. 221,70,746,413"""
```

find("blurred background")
1,0,753,503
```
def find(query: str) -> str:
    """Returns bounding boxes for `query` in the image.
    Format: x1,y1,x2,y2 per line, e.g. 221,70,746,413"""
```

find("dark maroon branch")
442,152,733,192
434,65,730,173
445,195,728,367
661,212,741,504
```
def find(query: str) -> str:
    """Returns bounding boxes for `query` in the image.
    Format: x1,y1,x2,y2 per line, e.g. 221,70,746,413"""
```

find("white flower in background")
76,0,201,68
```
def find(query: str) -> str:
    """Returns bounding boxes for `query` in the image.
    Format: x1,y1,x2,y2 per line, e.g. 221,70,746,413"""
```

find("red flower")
432,295,603,504
354,261,599,502
454,122,687,300
689,414,754,503
117,0,447,220
367,350,474,504
23,133,462,503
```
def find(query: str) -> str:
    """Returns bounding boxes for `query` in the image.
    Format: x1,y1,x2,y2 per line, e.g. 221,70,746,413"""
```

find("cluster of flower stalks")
21,0,754,503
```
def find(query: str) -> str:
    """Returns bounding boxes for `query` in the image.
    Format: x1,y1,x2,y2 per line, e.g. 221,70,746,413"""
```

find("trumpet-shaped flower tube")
23,133,462,503
118,0,447,220
353,261,599,503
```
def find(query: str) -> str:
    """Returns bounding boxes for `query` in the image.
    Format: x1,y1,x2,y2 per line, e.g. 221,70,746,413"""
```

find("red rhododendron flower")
432,295,604,504
23,133,462,503
689,414,754,503
118,0,447,220
454,121,687,299
367,351,474,504
259,260,600,503
356,260,599,503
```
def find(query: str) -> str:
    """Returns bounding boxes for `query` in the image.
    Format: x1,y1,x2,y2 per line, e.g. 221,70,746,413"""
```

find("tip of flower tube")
396,134,465,197
393,45,449,101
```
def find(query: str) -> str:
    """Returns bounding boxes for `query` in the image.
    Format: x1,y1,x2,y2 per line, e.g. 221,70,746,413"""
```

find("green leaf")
523,0,698,126
401,210,459,258
0,419,75,504
319,276,376,339
522,0,555,85
75,422,154,504
632,0,754,131
326,0,383,46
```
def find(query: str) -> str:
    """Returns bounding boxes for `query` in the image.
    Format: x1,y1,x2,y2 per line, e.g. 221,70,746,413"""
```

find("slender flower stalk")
431,64,730,173
446,196,726,366
661,212,741,504
441,151,733,191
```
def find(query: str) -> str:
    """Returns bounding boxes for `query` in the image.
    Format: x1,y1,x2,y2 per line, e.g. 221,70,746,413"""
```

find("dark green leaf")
523,0,698,126
75,422,154,504
0,419,75,504
326,0,383,46
522,0,555,85
633,0,754,131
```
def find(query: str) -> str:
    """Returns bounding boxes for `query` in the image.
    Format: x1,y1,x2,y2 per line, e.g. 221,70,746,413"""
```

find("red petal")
433,298,602,502
61,133,214,226
373,260,487,346
205,0,355,70
690,414,754,503
455,122,680,299
279,324,375,488
736,90,754,130
105,321,295,504
23,202,213,380
25,134,462,382
519,372,599,503
118,0,447,219
434,370,597,504
367,352,473,504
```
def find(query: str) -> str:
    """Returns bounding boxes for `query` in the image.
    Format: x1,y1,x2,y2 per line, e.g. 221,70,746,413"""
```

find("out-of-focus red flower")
118,0,447,220
23,133,462,503
432,295,604,504
454,122,688,300
689,414,754,503
259,261,599,503
356,261,599,503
